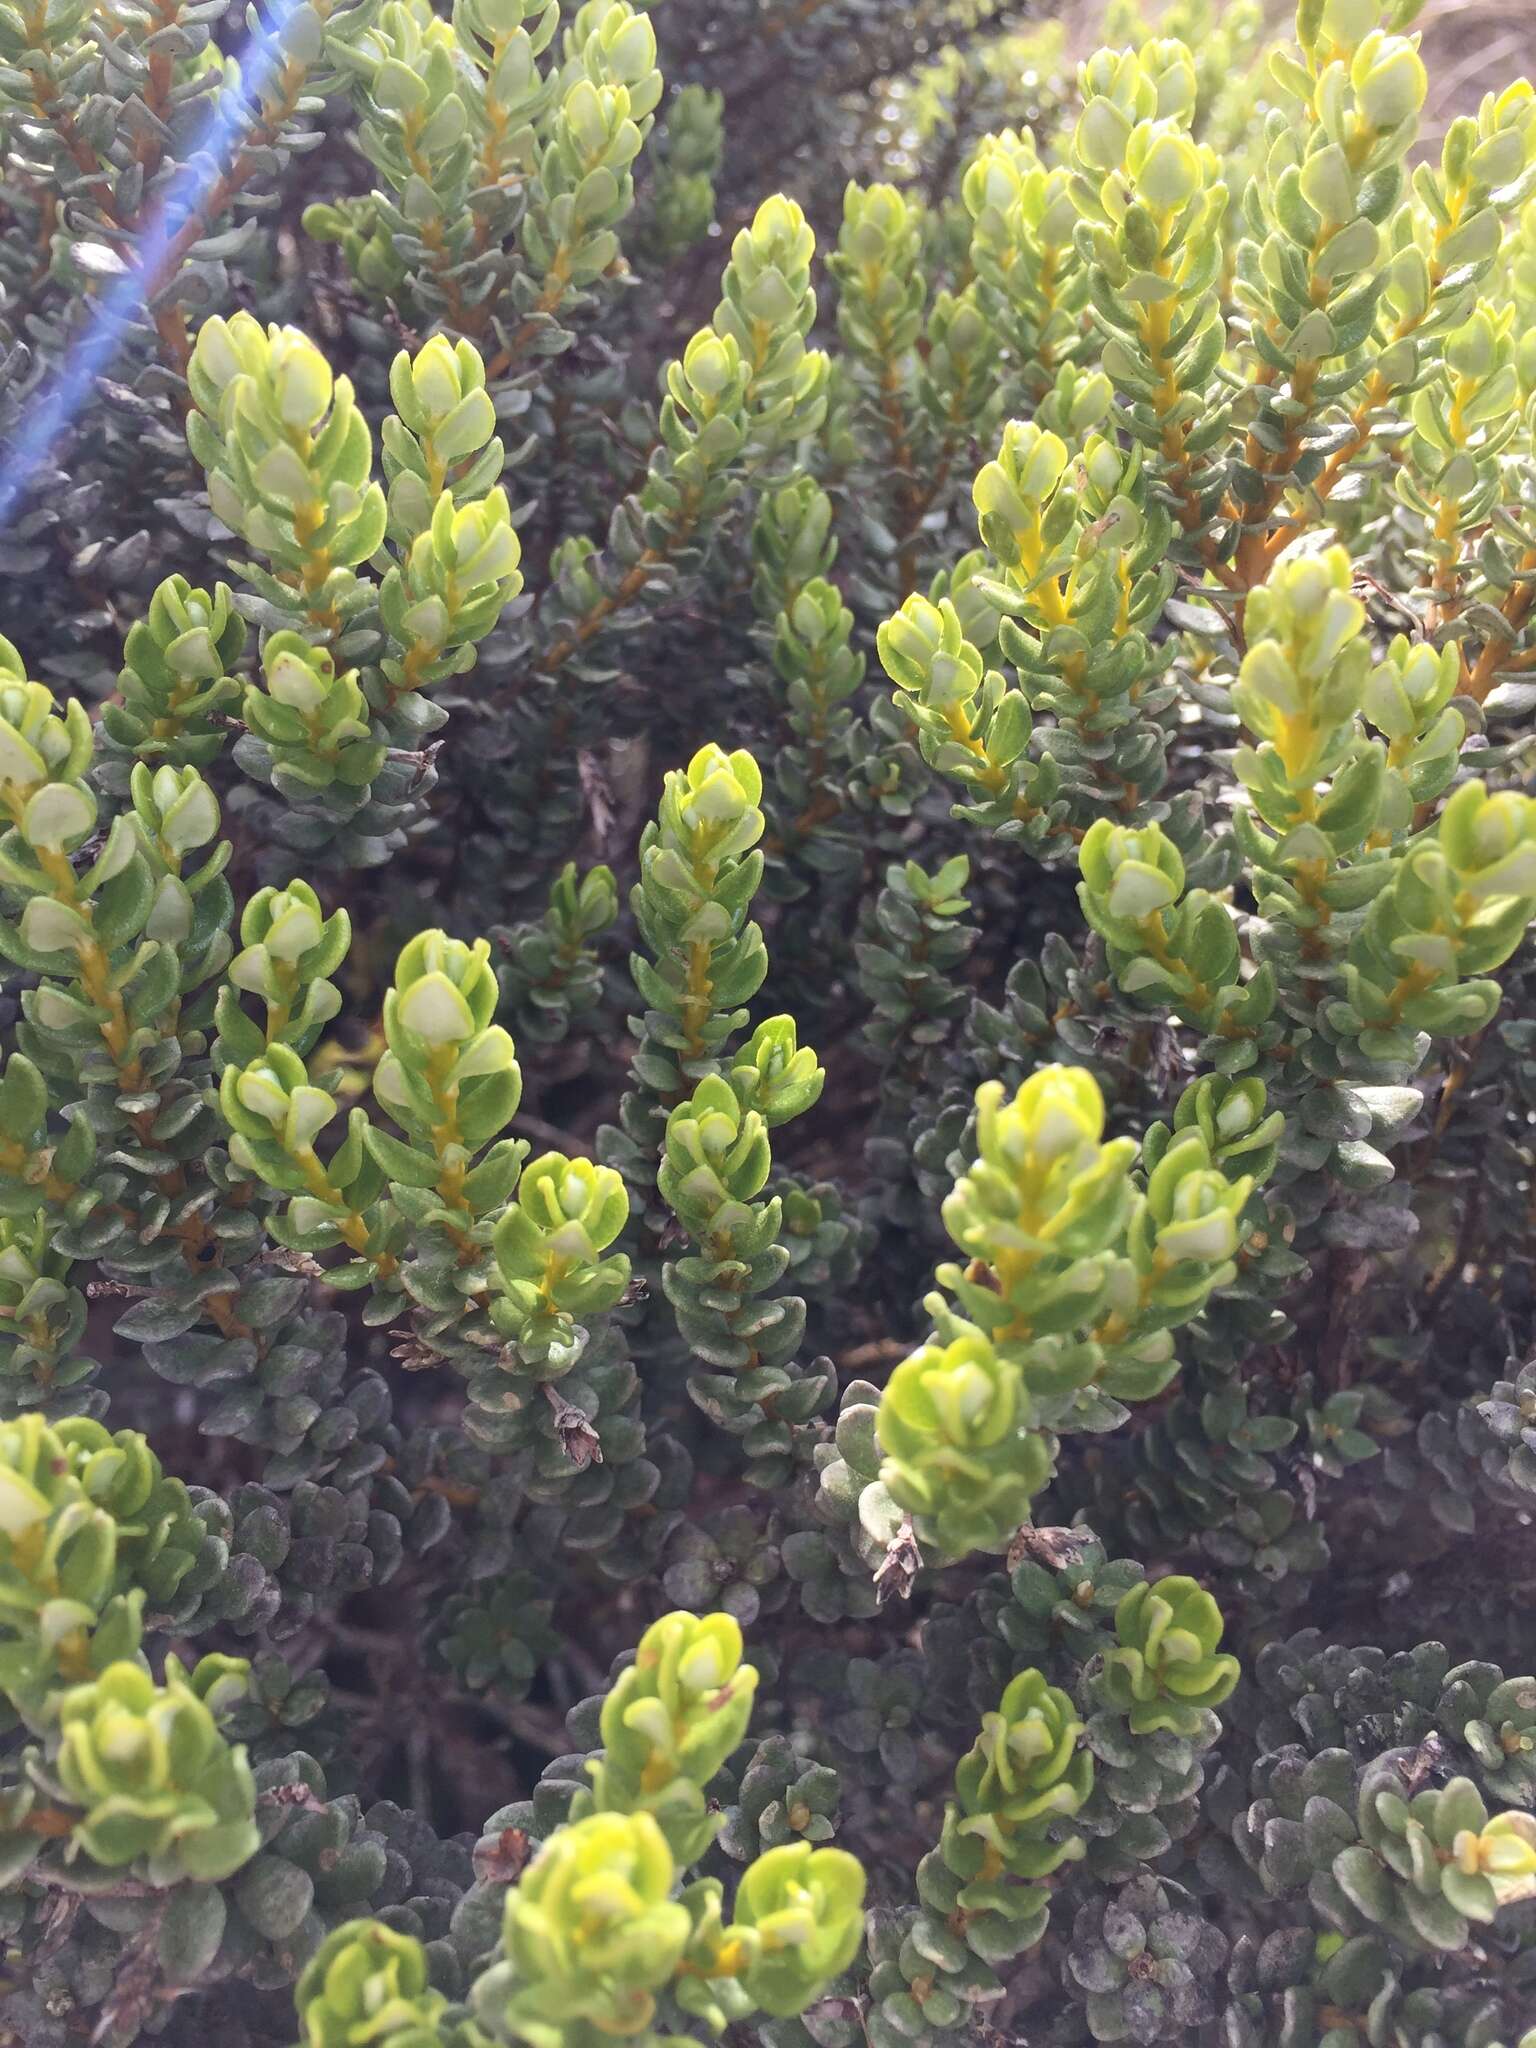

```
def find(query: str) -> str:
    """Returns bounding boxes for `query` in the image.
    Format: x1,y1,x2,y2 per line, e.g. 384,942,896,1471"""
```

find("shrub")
2,0,1536,2042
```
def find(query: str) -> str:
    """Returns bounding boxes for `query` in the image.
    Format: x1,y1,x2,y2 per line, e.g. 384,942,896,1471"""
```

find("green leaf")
362,1125,445,1188
158,1884,227,1983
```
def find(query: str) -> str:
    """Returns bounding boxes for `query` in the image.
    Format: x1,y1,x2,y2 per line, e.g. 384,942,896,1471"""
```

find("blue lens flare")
0,0,306,532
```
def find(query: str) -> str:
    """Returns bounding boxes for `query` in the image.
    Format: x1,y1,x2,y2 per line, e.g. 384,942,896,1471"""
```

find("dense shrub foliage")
3,0,1536,2041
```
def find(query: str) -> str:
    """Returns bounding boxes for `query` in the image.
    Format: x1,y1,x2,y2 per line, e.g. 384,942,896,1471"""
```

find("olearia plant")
836,1061,1266,1580
187,316,523,865
866,1668,1093,2044
491,862,617,1046
4,0,1536,2041
403,1612,866,2047
657,1015,832,1483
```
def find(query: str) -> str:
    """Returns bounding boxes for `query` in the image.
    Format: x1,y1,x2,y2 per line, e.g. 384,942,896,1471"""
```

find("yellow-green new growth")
578,1609,759,1863
1077,816,1250,1030
491,1154,631,1369
0,1415,199,1716
1338,778,1536,1058
51,1654,258,1883
244,633,386,798
878,591,1049,833
108,575,245,771
1101,1575,1240,1734
188,315,385,639
936,1065,1137,1349
963,127,1086,398
486,1810,691,2046
296,1919,487,2047
877,1330,1051,1558
951,1667,1094,1879
375,930,522,1153
629,743,768,1083
1067,36,1229,533
731,1841,867,2016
